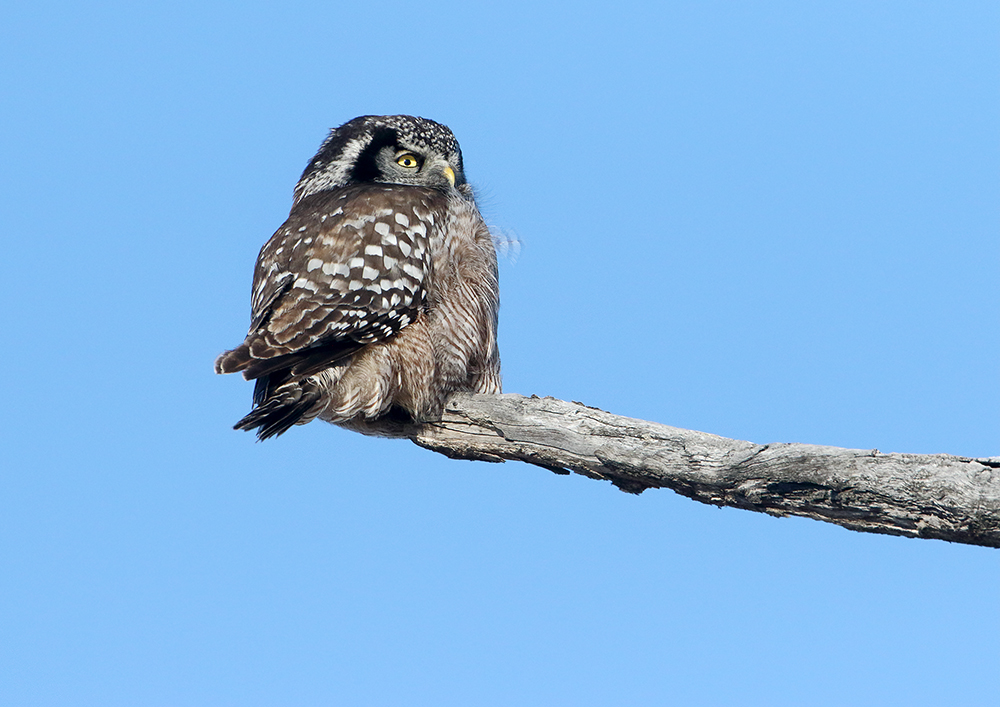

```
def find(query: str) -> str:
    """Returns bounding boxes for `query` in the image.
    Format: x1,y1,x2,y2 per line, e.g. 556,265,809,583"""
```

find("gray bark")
351,393,1000,548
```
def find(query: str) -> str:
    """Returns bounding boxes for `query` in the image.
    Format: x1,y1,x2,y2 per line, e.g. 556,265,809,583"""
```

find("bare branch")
350,393,1000,548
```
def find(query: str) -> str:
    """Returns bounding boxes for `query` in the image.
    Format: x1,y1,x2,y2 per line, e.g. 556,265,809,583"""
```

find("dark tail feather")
233,377,322,441
218,337,361,440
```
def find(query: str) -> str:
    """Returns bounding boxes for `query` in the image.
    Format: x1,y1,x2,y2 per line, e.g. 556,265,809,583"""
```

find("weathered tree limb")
354,393,1000,548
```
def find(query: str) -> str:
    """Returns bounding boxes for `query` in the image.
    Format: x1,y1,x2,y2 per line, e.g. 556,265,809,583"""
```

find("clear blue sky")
2,1,997,704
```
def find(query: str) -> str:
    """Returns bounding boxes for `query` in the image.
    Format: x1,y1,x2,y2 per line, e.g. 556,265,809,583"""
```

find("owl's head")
293,115,468,205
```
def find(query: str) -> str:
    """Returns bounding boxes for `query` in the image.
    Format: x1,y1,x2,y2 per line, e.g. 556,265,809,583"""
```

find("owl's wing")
215,185,441,383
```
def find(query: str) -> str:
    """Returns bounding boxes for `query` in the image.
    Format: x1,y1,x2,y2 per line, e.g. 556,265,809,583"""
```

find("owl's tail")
216,337,364,439
232,375,323,441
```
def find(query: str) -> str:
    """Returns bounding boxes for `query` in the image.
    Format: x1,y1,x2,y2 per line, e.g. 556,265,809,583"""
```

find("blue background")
2,1,997,704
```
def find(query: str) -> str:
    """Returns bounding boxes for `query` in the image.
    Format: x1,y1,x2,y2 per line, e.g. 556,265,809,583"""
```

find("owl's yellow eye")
396,153,420,169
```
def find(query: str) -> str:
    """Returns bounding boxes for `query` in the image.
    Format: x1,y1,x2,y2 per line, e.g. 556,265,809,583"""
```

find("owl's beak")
442,165,456,187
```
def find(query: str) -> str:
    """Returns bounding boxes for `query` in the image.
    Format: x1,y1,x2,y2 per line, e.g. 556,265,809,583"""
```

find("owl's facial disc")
394,150,454,185
373,144,457,189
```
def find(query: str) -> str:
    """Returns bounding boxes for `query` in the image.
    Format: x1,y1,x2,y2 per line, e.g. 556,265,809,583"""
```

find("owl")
215,115,501,440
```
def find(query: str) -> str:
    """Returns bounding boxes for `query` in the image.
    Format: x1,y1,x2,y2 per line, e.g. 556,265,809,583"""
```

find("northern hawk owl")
215,115,501,439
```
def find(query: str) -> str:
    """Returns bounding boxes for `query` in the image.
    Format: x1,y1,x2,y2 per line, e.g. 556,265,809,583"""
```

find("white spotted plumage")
215,115,501,439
